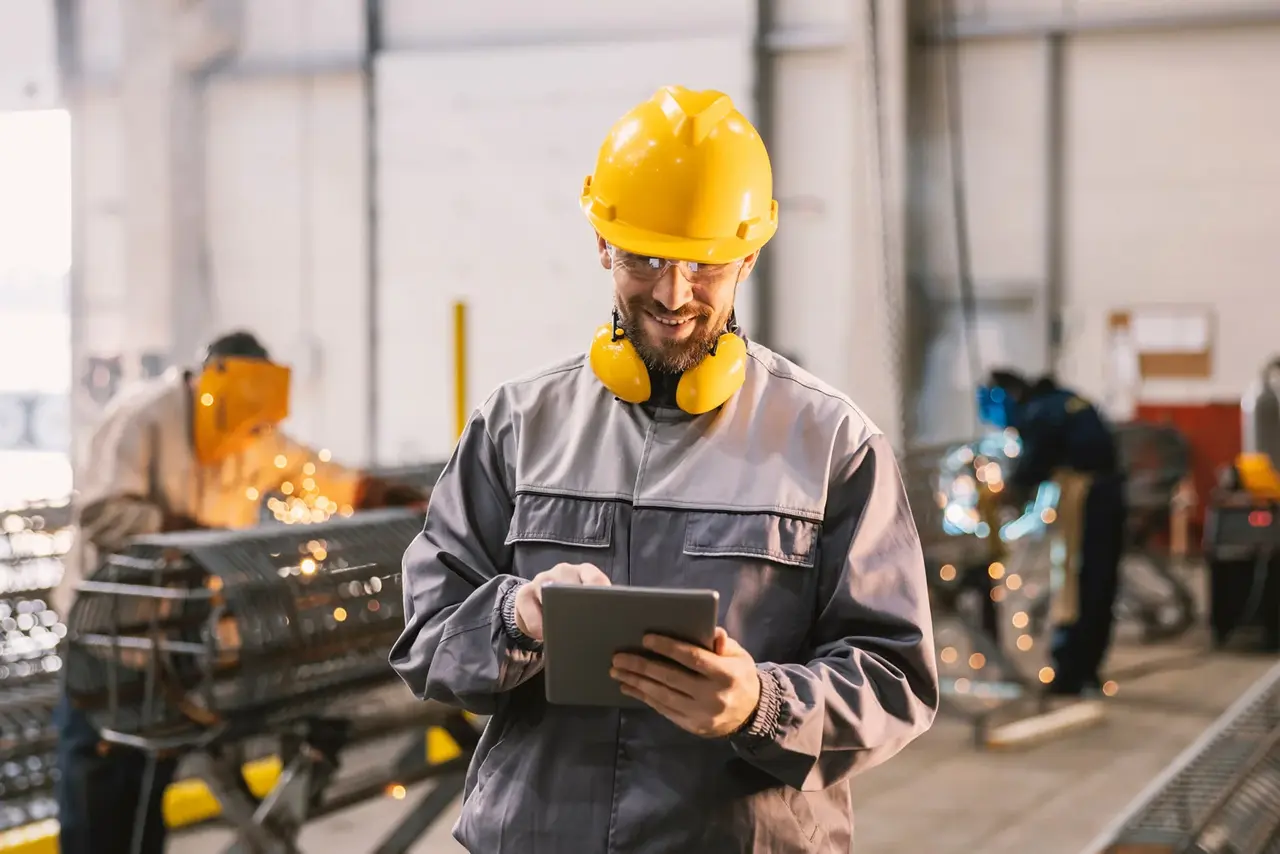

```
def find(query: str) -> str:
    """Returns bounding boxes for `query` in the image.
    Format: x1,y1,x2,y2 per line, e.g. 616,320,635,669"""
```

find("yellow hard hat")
581,85,778,264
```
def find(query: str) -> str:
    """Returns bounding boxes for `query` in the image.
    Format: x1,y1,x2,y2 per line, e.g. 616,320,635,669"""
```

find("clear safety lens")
608,246,741,286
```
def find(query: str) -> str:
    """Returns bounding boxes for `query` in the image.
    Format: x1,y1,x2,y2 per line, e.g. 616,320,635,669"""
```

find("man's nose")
650,269,693,312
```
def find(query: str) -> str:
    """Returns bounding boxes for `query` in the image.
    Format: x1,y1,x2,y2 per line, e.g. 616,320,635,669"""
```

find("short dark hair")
203,330,271,364
988,368,1030,399
988,367,1057,402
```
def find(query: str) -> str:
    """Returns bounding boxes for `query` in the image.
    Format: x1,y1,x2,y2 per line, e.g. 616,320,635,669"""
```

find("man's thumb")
579,564,611,585
713,626,728,655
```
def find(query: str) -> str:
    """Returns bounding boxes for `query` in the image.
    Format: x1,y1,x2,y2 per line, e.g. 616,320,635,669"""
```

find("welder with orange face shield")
53,330,424,854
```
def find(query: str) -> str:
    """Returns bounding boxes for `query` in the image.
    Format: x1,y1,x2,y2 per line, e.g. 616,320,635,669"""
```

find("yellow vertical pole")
425,301,471,765
453,300,468,442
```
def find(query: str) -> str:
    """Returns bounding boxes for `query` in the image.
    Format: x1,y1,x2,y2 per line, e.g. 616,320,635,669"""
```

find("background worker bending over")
979,368,1128,698
54,330,422,854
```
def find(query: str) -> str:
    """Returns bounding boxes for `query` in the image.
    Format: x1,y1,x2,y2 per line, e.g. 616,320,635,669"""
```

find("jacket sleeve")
76,408,166,553
388,408,545,714
729,430,940,791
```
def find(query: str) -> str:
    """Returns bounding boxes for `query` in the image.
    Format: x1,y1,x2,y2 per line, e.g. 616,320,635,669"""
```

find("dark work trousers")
1049,474,1128,695
54,690,178,854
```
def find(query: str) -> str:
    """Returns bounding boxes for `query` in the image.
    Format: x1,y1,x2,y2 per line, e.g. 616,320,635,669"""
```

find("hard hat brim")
586,207,776,265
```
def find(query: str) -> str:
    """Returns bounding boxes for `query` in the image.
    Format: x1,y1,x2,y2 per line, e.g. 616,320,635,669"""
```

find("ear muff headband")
588,310,747,415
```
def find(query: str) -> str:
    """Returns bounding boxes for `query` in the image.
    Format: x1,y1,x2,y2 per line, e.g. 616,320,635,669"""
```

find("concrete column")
765,0,910,448
117,0,231,376
848,0,910,448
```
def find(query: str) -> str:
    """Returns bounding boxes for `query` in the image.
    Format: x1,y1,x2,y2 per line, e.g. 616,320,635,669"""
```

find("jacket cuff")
499,579,544,653
733,665,785,745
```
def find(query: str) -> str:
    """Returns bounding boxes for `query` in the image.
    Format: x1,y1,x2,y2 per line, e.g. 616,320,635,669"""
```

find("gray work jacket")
390,343,939,853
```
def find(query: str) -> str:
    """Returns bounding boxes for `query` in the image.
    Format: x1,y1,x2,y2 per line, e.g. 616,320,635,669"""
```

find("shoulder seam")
506,360,584,387
478,359,586,448
746,351,874,436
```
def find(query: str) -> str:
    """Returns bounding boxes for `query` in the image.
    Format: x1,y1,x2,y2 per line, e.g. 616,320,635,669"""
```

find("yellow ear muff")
675,332,748,415
589,323,651,404
589,319,748,414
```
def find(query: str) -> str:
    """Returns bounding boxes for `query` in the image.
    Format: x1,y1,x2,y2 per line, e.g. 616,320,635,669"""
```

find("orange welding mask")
193,357,291,465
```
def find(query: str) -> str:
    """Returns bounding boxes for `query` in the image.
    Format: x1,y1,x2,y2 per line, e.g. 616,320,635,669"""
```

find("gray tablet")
541,584,720,708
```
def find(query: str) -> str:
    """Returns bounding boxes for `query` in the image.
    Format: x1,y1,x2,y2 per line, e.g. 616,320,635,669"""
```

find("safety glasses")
607,245,744,286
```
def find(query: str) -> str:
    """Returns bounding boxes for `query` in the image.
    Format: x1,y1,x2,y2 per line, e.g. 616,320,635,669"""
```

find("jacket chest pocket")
681,511,822,661
504,492,616,581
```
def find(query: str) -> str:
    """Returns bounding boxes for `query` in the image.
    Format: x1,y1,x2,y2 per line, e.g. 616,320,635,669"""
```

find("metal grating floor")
1103,661,1280,851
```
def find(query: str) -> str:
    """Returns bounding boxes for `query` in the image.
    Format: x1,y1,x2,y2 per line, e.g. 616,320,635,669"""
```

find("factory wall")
205,72,369,459
1064,25,1280,407
0,0,60,111
910,1,1280,444
909,35,1053,445
63,0,907,467
375,0,905,462
51,0,1280,469
371,3,756,464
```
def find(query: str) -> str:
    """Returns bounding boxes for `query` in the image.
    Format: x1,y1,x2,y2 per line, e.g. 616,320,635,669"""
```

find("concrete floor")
171,634,1276,854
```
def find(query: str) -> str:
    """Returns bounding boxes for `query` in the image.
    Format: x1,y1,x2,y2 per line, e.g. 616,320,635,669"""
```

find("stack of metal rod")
0,499,75,832
62,506,477,853
0,678,60,833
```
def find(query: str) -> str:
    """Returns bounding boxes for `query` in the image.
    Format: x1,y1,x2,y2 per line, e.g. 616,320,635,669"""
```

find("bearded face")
602,242,751,374
615,292,734,374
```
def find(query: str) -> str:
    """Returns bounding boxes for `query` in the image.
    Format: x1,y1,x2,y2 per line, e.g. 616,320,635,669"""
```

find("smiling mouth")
646,311,696,327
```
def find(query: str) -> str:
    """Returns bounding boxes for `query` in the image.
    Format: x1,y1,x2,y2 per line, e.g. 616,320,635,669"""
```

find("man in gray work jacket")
389,85,940,853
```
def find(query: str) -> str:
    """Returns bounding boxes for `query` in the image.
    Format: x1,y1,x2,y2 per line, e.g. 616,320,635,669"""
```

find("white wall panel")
0,0,59,110
382,0,752,49
1062,24,1280,406
235,0,364,66
936,0,1279,24
768,51,858,396
915,40,1047,296
204,73,369,462
375,35,752,463
767,1,910,445
76,96,127,351
1070,0,1280,15
77,0,125,80
771,0,854,29
908,38,1050,443
70,92,127,456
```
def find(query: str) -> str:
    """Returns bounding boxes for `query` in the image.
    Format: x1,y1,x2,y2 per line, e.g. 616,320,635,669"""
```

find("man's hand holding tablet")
513,562,612,641
535,576,762,736
611,627,763,738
